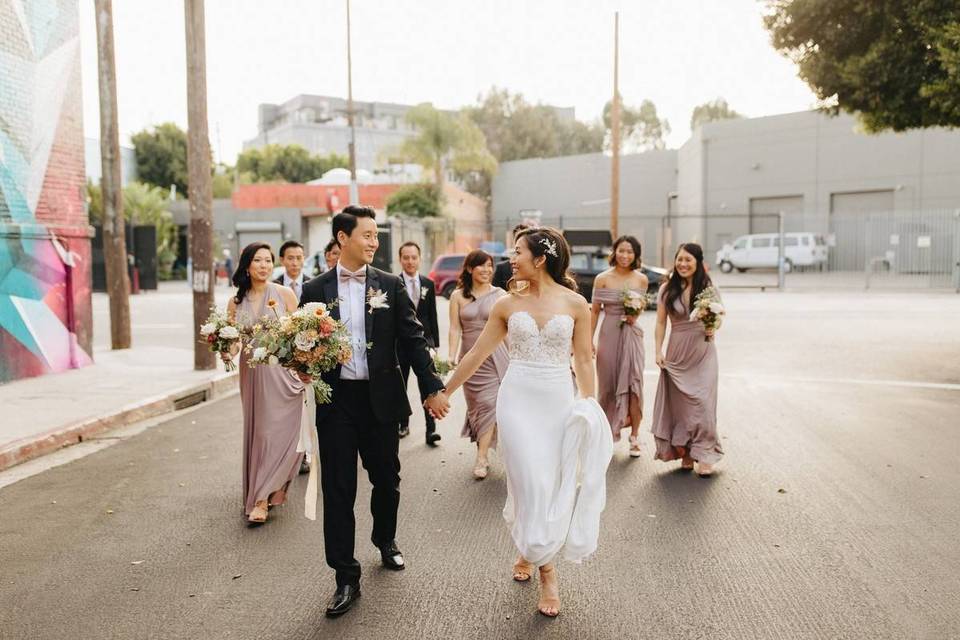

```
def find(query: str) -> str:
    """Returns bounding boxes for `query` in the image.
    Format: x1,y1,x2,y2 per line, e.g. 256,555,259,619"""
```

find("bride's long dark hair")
513,227,578,292
663,243,711,314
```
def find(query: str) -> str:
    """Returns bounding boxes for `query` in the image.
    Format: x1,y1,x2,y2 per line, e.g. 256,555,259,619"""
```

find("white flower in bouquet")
279,316,294,333
268,355,280,366
218,325,240,340
200,322,216,337
709,302,725,315
294,331,317,351
301,302,327,317
252,346,268,362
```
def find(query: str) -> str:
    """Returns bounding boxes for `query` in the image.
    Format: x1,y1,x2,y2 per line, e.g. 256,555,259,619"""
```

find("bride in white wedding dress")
440,227,614,618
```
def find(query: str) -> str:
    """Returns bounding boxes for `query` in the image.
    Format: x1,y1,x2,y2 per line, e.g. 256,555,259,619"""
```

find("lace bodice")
507,312,574,367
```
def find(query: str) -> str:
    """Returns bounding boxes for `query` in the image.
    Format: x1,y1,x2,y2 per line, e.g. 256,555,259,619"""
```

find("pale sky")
78,0,818,164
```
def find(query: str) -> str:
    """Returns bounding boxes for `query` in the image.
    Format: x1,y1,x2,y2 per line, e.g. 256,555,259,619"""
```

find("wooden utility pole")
93,0,131,349
346,0,359,204
610,11,621,241
184,0,215,370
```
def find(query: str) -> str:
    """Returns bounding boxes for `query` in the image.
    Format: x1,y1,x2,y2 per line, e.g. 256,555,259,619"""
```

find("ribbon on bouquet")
297,389,320,520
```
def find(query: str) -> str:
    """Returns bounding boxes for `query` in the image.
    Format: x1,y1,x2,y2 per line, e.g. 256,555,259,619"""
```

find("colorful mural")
0,0,93,383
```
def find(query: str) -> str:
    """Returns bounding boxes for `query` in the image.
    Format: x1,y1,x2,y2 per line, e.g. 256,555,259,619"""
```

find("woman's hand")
655,353,665,368
705,326,716,338
297,372,313,384
220,351,233,363
624,314,637,325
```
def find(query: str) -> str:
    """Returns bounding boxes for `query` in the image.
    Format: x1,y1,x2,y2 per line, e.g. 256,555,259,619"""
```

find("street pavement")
1,290,959,639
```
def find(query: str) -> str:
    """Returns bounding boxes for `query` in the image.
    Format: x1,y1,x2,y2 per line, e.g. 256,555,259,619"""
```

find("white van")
715,232,828,273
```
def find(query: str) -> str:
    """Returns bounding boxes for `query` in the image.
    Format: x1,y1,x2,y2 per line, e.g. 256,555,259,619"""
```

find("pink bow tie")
339,269,366,284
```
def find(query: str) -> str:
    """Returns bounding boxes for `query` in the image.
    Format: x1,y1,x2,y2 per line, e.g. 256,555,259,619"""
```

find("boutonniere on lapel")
366,288,389,313
420,286,429,300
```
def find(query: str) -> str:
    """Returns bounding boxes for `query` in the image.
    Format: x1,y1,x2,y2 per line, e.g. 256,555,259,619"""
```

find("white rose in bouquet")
252,346,268,362
218,325,240,340
200,322,216,336
295,331,317,351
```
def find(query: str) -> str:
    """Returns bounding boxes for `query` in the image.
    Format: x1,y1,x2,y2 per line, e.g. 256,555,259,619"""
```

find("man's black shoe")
299,457,310,475
398,425,410,438
325,584,361,618
425,431,441,447
379,541,405,570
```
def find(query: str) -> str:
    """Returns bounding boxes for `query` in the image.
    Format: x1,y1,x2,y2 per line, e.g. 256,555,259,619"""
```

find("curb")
0,372,239,473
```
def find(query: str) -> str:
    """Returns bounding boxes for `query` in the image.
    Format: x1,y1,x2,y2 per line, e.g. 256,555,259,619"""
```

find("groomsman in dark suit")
396,241,441,446
492,223,530,290
274,240,312,474
298,206,450,617
274,240,311,301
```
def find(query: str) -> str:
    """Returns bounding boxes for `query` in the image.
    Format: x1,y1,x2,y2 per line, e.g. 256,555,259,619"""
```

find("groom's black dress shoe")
325,584,361,618
398,425,410,438
379,541,405,570
425,430,441,447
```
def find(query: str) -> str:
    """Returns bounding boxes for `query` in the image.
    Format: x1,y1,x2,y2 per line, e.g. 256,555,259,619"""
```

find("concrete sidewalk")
0,343,236,471
0,282,241,471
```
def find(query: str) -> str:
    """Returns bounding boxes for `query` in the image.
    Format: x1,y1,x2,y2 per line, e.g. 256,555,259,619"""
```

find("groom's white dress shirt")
336,263,369,381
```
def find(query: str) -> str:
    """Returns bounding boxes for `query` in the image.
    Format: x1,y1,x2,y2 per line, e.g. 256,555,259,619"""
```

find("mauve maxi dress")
237,283,304,515
458,288,509,443
650,287,724,464
593,287,646,441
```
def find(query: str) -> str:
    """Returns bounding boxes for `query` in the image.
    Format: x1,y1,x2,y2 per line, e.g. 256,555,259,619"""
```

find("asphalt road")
3,289,959,639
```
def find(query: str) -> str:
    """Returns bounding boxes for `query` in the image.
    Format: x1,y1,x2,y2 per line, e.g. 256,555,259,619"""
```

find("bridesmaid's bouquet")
620,287,651,326
431,350,455,380
689,286,725,342
200,307,242,371
247,302,354,403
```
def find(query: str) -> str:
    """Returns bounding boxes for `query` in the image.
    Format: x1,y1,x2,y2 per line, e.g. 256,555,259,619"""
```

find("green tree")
386,183,443,218
690,98,743,130
464,87,604,162
211,163,234,198
603,97,671,152
764,1,960,131
236,144,348,183
131,122,188,195
401,103,497,191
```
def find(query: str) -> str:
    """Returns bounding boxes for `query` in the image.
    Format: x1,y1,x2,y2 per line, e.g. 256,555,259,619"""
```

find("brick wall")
0,0,93,383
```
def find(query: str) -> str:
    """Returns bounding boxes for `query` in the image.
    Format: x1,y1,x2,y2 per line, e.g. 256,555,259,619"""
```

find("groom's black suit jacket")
299,265,444,424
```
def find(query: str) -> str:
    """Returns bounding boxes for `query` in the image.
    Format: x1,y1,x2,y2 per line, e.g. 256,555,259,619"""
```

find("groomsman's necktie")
407,276,418,308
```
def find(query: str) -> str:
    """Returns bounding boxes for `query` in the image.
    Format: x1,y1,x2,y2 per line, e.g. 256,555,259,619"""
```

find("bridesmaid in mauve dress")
591,235,649,457
225,242,305,524
651,243,723,477
448,250,509,480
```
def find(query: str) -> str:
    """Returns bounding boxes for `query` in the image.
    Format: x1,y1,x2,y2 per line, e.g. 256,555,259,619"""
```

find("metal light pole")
610,12,621,240
346,0,359,204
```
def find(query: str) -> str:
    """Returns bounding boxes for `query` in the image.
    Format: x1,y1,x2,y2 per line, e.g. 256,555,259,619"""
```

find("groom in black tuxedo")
299,206,450,618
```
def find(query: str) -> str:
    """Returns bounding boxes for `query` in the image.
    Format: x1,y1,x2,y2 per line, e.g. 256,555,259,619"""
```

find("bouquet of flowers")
200,307,242,371
431,350,455,379
620,287,651,326
248,302,354,403
689,286,725,342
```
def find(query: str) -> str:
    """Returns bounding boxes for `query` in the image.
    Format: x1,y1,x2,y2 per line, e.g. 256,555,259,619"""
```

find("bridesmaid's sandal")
537,565,560,617
512,558,535,582
473,459,489,480
696,462,715,477
680,456,695,471
628,436,642,458
674,445,688,459
247,500,269,525
268,488,287,508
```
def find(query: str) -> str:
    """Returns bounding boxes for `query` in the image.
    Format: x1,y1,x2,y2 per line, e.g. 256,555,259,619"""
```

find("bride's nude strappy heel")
537,565,560,617
512,558,535,582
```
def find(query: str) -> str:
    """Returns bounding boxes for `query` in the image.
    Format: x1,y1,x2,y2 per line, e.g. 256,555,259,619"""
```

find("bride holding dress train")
439,227,613,618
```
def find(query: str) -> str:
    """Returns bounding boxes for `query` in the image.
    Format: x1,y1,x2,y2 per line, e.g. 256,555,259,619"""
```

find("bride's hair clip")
539,237,559,258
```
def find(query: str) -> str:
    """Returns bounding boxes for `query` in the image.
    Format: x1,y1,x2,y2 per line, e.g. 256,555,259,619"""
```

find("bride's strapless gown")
496,312,614,566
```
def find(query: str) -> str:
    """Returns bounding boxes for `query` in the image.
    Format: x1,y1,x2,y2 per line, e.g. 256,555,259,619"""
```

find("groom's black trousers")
317,379,401,587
